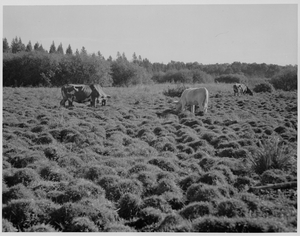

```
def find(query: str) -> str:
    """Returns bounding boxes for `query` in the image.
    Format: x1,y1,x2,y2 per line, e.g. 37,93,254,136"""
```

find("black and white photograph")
1,0,298,233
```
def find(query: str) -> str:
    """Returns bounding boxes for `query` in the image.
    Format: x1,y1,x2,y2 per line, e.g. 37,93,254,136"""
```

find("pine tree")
57,43,64,54
3,38,10,53
49,41,56,53
26,41,32,52
11,37,25,53
66,44,73,55
107,55,113,62
97,51,104,60
122,52,127,61
80,46,87,55
34,42,40,51
132,52,138,63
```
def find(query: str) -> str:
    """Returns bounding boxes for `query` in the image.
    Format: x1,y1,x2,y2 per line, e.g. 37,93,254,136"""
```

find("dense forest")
3,37,297,89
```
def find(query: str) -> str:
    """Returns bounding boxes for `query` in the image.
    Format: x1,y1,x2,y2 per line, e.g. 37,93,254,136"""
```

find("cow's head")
247,88,254,96
173,100,182,111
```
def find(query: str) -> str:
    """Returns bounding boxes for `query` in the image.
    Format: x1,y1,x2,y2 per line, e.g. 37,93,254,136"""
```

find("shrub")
2,218,18,232
138,207,163,226
253,82,275,93
136,171,157,195
39,165,72,182
118,193,143,220
214,74,247,84
2,199,59,231
186,183,222,203
155,178,181,195
212,165,236,184
97,175,121,200
249,136,296,174
199,170,228,185
270,67,297,91
156,213,192,232
25,223,57,232
68,217,98,232
6,168,40,187
104,223,136,232
101,178,143,202
3,183,35,204
180,202,213,220
143,195,171,213
148,157,178,172
233,176,253,191
52,199,117,231
238,192,261,212
161,191,184,210
179,174,201,191
260,169,287,184
192,216,288,232
77,164,117,182
216,198,248,217
162,85,189,97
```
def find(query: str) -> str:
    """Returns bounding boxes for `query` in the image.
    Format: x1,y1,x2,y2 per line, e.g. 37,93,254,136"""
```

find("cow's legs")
60,99,67,106
191,105,195,113
68,100,73,107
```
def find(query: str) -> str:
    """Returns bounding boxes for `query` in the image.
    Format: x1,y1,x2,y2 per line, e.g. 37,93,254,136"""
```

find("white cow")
174,87,209,114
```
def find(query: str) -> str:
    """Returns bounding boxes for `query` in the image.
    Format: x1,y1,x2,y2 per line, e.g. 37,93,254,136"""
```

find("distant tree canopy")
2,36,298,89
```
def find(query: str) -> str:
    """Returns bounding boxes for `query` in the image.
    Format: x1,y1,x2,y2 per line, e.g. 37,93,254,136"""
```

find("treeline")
3,37,297,88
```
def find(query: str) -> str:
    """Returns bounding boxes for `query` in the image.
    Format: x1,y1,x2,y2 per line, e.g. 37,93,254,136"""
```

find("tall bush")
270,67,297,91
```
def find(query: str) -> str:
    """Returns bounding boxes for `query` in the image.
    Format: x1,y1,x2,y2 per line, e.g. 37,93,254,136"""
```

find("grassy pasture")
2,83,297,232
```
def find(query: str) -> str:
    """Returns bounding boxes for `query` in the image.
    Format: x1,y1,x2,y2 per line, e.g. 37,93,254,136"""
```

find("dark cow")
233,84,242,96
60,84,111,107
233,83,253,96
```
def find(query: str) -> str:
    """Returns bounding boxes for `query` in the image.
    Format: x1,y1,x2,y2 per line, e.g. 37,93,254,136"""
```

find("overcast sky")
2,1,298,66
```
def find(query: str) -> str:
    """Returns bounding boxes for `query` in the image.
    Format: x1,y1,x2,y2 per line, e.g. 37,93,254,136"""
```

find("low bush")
77,164,117,182
253,82,275,93
143,195,171,213
68,217,98,232
161,191,184,210
2,199,59,231
214,74,247,84
186,183,222,203
215,198,248,217
180,202,213,220
3,183,35,204
156,213,192,232
102,178,143,202
104,223,136,232
138,207,163,226
5,168,40,187
39,165,72,182
199,170,228,185
2,218,18,232
155,178,181,195
238,192,261,212
270,67,297,91
179,174,200,191
162,85,189,97
260,169,287,184
25,223,57,232
51,199,118,231
148,157,178,172
118,193,143,220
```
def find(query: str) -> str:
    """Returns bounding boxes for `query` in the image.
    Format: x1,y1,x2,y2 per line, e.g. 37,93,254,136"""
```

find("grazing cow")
233,83,253,96
174,87,209,114
60,84,111,107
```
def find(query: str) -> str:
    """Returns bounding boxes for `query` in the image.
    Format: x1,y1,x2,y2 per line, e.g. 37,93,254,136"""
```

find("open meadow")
2,83,297,232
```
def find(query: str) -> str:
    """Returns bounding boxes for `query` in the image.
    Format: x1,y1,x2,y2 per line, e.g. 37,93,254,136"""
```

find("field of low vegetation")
2,83,297,232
